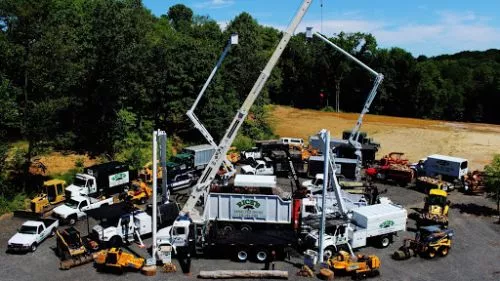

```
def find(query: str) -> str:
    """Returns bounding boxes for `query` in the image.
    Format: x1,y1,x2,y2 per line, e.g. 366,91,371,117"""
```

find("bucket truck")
306,27,384,181
186,34,239,184
304,130,407,259
156,0,314,262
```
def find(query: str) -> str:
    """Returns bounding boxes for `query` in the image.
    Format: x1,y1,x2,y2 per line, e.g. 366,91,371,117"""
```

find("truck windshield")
19,225,38,234
73,177,86,187
65,199,80,208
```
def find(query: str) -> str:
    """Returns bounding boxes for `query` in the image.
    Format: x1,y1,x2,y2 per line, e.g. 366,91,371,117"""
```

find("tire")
323,246,336,259
240,224,252,232
109,236,123,248
31,243,37,252
439,246,450,257
255,248,269,263
427,248,436,259
222,224,235,234
379,236,391,248
68,216,77,226
139,197,146,204
236,248,249,262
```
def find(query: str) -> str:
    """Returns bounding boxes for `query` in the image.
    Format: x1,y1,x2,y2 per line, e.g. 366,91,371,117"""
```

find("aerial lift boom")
186,34,239,180
182,0,314,220
307,28,384,181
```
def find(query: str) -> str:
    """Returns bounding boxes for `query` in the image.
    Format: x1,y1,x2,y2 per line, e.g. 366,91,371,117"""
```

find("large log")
198,270,288,279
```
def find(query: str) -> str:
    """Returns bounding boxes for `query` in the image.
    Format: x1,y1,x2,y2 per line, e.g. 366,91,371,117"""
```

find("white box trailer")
204,193,292,224
233,174,277,188
349,203,407,249
424,154,468,181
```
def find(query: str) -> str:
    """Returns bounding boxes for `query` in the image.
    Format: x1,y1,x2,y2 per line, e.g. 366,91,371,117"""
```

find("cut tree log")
198,270,288,279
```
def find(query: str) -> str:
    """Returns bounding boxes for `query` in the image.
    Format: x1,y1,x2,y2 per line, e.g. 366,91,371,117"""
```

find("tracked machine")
393,225,454,260
56,227,98,270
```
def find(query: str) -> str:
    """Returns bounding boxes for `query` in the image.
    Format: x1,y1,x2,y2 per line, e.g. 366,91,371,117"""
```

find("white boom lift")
186,34,239,181
306,27,384,181
182,0,313,222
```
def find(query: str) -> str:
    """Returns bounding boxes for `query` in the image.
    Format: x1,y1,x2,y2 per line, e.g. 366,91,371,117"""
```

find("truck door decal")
109,172,130,187
379,220,395,228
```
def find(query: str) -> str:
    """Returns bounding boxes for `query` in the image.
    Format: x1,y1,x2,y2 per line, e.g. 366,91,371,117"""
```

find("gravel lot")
1,177,499,281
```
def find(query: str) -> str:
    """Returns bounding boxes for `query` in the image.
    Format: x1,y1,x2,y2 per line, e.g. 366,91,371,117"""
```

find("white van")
423,154,468,181
280,137,304,147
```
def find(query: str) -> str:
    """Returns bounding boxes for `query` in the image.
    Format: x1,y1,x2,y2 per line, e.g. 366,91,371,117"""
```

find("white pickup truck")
241,159,274,175
92,210,152,247
7,219,59,252
52,195,116,225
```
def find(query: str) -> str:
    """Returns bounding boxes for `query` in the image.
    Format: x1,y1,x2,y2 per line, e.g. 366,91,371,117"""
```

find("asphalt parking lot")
1,177,499,281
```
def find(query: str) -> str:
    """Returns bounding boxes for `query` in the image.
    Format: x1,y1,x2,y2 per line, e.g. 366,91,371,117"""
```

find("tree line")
0,1,499,197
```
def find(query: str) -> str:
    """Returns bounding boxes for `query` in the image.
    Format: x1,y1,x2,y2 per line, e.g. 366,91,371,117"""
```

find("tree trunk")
198,270,288,279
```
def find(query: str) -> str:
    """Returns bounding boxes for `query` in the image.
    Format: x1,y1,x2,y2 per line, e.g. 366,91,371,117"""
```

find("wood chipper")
57,227,98,270
126,180,152,204
325,250,381,280
418,189,450,228
93,248,145,274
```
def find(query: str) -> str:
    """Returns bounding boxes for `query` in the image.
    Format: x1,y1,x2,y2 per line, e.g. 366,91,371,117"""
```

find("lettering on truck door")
36,225,45,243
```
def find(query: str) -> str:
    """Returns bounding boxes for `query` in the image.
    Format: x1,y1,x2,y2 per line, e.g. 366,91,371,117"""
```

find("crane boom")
183,0,313,217
309,29,384,181
186,35,238,174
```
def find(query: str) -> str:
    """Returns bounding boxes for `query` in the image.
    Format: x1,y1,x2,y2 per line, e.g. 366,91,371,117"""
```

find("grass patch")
0,193,28,215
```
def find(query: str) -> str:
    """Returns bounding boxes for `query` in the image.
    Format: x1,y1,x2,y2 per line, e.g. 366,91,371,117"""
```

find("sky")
142,0,500,57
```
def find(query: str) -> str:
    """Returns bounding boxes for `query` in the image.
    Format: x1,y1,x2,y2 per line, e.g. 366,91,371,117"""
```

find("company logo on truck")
236,199,261,210
379,220,394,228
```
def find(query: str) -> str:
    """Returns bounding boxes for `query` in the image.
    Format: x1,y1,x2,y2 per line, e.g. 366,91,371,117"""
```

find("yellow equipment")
418,189,450,228
56,227,96,270
94,248,145,273
30,179,66,214
393,225,454,260
138,162,162,184
326,250,381,279
127,180,152,204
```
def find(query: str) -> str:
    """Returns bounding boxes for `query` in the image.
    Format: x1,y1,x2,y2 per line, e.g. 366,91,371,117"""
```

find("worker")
271,250,276,270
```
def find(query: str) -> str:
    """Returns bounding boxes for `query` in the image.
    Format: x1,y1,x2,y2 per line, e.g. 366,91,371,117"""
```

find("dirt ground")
270,106,500,170
33,152,98,176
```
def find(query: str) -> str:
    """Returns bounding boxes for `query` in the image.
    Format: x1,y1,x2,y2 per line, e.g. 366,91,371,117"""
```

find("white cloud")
194,0,234,9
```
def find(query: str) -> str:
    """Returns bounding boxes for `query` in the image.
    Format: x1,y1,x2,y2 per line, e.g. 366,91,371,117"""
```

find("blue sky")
143,0,500,57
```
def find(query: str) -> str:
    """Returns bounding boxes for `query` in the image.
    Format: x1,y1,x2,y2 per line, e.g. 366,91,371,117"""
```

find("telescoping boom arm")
307,28,384,181
186,34,238,174
182,0,314,216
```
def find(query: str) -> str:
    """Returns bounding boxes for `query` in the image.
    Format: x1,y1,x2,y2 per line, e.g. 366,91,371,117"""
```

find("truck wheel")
31,243,37,252
222,224,234,234
110,236,123,248
439,246,450,257
236,248,249,262
68,216,77,225
379,236,391,248
255,248,269,263
323,246,335,259
427,249,436,259
240,224,252,232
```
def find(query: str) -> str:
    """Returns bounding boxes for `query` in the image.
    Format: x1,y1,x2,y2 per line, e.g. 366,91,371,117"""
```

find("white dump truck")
7,219,59,252
305,203,407,258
